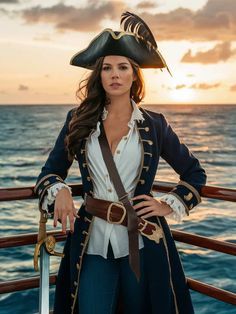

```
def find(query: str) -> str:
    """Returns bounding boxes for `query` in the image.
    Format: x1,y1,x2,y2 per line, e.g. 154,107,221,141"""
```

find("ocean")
0,104,235,314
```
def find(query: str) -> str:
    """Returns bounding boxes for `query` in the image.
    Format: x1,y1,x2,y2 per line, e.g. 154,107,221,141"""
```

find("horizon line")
0,103,236,106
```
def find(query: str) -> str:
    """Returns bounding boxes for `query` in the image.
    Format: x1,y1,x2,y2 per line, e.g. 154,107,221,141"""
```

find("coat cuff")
34,174,65,206
160,194,187,223
168,180,202,215
41,183,72,216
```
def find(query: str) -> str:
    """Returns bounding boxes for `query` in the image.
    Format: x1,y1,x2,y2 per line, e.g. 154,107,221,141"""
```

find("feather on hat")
70,11,170,74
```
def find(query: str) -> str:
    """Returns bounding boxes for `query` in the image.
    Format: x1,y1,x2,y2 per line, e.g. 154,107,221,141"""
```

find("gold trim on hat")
70,29,135,65
70,28,168,71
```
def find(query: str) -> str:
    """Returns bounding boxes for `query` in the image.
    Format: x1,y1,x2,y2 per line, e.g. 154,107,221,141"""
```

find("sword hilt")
34,235,64,271
34,211,64,272
34,239,44,271
44,235,65,258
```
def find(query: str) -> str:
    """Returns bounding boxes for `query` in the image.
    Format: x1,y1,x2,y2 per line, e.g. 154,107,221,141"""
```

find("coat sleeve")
34,109,74,210
159,113,207,215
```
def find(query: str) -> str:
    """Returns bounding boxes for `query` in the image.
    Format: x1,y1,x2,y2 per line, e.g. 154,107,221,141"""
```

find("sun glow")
170,88,196,103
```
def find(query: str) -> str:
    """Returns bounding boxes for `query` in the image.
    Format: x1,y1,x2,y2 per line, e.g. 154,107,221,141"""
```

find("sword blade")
39,244,50,314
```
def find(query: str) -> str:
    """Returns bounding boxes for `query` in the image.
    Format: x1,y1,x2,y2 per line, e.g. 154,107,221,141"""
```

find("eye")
102,66,110,71
119,65,128,70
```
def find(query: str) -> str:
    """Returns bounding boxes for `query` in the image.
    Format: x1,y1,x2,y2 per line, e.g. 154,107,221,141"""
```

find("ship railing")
0,181,236,307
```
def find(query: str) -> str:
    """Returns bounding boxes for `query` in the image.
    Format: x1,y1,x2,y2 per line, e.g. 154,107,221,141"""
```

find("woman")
35,12,206,314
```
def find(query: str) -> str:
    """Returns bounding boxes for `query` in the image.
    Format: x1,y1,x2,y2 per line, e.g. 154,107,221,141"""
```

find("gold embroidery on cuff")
178,180,201,203
184,192,193,201
34,173,63,193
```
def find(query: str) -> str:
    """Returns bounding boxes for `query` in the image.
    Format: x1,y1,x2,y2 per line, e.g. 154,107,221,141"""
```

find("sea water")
0,104,235,313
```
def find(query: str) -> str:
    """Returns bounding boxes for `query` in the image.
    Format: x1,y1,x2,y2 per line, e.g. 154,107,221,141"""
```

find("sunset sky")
1,0,236,105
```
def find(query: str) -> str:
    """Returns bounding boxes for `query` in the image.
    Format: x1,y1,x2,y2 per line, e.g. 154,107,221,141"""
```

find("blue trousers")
78,247,147,314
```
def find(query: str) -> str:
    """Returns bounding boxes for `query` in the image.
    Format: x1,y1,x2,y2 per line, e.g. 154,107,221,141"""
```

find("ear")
133,74,137,81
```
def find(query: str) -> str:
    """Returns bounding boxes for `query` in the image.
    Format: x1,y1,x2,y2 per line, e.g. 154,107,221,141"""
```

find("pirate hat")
70,12,170,73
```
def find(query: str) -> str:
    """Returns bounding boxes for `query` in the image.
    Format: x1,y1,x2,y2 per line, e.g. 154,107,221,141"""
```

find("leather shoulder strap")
98,122,140,280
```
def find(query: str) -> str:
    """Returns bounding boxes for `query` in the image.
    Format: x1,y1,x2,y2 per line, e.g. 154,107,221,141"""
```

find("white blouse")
42,101,187,258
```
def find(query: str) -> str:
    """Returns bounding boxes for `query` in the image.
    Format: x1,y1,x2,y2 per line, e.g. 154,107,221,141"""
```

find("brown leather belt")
85,195,163,244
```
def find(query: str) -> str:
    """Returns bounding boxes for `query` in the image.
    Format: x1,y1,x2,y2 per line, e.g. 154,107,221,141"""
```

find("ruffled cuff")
159,194,187,223
41,183,72,213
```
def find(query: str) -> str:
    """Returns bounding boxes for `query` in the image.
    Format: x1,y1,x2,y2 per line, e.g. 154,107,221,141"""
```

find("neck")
106,94,133,119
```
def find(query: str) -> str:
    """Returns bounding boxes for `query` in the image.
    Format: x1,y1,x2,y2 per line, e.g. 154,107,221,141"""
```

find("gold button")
116,150,120,154
123,136,127,140
145,127,149,132
108,188,112,192
44,180,50,186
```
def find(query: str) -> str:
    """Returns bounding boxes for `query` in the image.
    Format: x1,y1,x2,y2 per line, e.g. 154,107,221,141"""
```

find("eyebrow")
102,62,130,65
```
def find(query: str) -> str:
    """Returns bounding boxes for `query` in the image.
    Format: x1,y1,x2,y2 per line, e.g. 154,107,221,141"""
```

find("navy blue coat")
35,108,206,314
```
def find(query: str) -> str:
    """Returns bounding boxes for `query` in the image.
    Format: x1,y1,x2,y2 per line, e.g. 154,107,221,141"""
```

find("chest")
103,119,131,155
77,113,161,196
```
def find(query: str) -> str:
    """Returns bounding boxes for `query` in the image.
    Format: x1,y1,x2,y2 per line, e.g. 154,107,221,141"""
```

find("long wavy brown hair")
65,56,145,160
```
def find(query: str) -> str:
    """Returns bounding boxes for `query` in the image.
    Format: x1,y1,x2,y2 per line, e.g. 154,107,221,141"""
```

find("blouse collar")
102,99,144,123
93,100,144,138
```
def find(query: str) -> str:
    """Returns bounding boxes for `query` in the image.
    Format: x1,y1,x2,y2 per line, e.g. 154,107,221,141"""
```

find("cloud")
181,42,236,64
190,83,221,89
33,34,52,41
173,83,221,90
21,1,124,32
136,1,158,9
230,84,236,91
0,8,8,14
18,84,29,91
10,0,236,42
0,0,18,3
176,84,186,89
137,0,236,41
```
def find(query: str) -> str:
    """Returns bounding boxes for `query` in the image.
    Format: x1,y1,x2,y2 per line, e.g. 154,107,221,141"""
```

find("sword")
34,212,64,314
39,244,50,314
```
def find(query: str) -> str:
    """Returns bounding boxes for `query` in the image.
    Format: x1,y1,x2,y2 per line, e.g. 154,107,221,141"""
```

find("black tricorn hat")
70,12,170,74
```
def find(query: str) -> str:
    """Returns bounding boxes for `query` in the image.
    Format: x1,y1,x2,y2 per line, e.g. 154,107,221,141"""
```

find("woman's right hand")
53,188,79,234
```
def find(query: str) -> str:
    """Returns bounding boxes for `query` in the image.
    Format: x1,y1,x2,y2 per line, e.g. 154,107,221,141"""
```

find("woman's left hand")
132,194,173,219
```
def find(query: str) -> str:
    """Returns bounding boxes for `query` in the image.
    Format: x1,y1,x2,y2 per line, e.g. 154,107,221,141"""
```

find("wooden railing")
0,181,236,306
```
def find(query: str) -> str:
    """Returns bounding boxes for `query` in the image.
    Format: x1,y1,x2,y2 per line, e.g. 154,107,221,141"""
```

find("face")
100,55,135,99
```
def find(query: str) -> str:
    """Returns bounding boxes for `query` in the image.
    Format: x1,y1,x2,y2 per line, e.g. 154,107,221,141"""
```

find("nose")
111,68,119,79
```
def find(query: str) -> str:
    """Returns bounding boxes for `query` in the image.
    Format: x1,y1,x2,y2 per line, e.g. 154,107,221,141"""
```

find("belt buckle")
107,202,126,224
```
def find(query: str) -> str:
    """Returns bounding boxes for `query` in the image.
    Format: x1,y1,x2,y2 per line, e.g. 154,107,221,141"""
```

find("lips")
110,83,121,87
